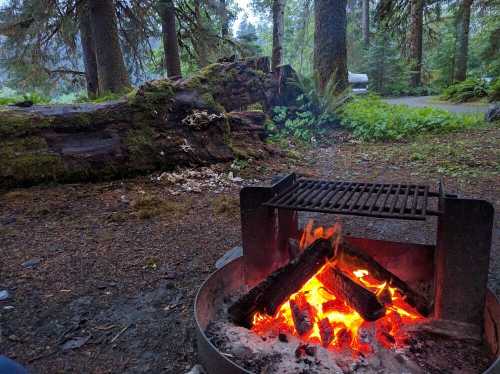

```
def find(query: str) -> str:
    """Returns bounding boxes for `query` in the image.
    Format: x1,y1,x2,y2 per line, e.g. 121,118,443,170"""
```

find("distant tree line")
0,0,497,98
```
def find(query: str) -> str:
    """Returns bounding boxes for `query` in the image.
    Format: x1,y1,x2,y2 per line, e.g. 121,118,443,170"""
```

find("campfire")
195,174,498,373
230,221,424,354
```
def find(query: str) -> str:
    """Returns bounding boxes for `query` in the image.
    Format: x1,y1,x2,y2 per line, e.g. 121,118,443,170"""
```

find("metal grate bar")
263,178,441,220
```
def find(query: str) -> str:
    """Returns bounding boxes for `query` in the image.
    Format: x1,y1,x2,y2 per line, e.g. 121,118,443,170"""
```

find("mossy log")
0,57,293,188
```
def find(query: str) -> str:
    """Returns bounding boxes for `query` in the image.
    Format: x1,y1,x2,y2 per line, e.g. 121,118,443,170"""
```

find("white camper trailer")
348,72,369,94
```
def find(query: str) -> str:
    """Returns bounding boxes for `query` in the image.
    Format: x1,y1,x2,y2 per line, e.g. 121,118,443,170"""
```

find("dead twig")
110,323,132,344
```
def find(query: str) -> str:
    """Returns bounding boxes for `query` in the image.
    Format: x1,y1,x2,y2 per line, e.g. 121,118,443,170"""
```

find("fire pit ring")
195,256,500,374
195,256,250,374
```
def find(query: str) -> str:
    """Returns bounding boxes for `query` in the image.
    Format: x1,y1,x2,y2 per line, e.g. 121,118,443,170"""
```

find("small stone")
278,333,288,342
185,364,206,374
22,258,41,269
0,290,10,301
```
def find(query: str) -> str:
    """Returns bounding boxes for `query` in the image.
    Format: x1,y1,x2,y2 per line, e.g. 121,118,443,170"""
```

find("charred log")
228,238,334,327
317,266,386,321
318,317,334,347
290,293,315,336
339,241,430,316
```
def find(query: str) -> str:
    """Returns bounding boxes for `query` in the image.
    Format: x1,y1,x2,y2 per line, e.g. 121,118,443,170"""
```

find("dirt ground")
1,124,499,373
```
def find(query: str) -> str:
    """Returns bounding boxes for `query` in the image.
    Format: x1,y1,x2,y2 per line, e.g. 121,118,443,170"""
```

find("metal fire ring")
194,256,500,374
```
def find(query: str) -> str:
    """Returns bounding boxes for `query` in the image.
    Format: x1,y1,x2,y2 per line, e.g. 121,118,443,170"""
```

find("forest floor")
1,123,499,373
384,95,491,113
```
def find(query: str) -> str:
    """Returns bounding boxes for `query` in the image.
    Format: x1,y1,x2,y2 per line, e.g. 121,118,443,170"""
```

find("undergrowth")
339,95,486,141
441,79,490,103
0,91,51,105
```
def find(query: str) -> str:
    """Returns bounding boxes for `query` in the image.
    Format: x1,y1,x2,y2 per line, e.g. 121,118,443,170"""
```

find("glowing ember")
251,221,423,353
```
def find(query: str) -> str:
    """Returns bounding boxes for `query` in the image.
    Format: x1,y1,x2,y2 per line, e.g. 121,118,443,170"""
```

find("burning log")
338,241,430,316
318,318,334,347
290,293,315,336
229,238,334,327
317,266,386,321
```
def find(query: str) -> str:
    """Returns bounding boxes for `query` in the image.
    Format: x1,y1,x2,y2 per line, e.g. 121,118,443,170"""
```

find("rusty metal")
263,177,440,220
240,174,298,288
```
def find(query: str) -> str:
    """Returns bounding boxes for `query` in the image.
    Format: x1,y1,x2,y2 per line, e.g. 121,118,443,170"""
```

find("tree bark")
88,0,130,93
220,0,230,37
194,2,209,67
77,0,99,98
314,0,348,93
158,0,182,77
272,0,285,70
362,0,370,47
409,0,423,87
454,0,474,82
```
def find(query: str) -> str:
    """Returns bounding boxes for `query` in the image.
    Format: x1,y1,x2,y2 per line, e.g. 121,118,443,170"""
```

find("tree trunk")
409,0,423,87
194,2,209,67
272,0,285,70
0,57,295,189
159,0,182,77
314,0,348,93
88,0,130,93
77,0,99,98
362,0,370,47
454,0,473,82
220,0,230,37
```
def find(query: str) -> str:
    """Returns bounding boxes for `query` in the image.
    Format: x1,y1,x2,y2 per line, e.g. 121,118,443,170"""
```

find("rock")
485,104,500,122
0,290,10,301
21,258,40,269
61,335,90,350
185,364,206,374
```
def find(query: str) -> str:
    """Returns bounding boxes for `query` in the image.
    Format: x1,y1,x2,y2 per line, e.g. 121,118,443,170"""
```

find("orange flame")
251,220,423,353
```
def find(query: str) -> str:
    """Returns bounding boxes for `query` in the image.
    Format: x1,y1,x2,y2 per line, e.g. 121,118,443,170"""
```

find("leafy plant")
340,95,485,141
0,90,51,105
267,73,345,143
441,79,489,103
489,79,500,102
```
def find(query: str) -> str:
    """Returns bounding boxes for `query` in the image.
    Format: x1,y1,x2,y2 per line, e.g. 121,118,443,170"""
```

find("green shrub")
339,95,485,141
267,74,342,143
441,79,489,103
0,91,51,105
489,79,500,102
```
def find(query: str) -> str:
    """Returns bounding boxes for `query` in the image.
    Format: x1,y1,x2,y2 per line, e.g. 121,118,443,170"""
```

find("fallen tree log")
228,238,334,327
0,57,297,188
338,241,430,316
316,266,386,321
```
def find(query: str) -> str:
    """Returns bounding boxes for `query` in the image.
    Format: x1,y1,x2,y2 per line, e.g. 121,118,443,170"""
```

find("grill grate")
263,179,441,220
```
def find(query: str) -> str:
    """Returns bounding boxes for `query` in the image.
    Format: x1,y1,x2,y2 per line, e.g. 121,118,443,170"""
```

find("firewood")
229,238,334,327
336,327,353,349
318,318,334,347
317,266,386,321
338,241,430,316
290,293,315,336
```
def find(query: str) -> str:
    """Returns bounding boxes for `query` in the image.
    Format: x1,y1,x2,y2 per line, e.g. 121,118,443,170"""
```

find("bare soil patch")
1,125,498,373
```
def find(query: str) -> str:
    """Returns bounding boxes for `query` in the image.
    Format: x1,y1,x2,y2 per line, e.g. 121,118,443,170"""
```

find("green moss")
125,126,154,156
201,93,225,112
0,153,65,184
0,110,52,137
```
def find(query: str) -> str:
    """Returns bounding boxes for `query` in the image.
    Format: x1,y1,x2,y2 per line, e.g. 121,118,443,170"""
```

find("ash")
206,298,493,374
